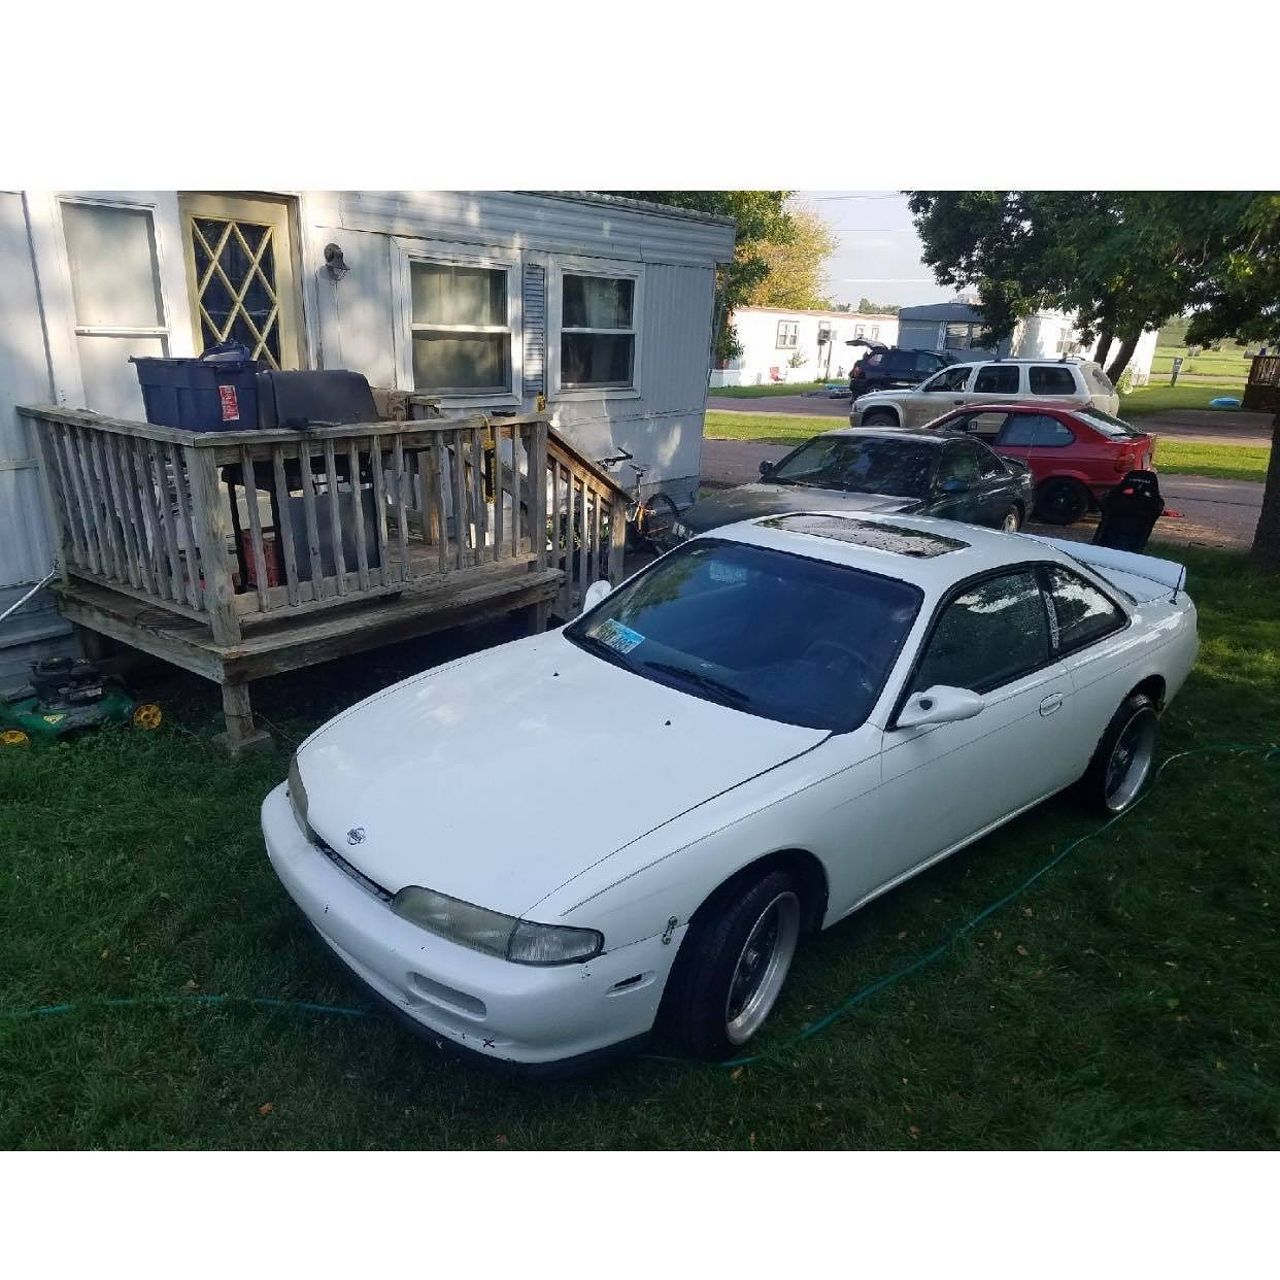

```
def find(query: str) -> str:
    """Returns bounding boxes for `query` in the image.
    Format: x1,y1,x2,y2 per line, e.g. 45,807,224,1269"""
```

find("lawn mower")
1,656,162,747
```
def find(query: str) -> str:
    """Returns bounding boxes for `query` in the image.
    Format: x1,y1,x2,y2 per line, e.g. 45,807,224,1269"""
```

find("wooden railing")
1243,354,1280,413
544,429,631,619
20,404,640,644
20,406,549,645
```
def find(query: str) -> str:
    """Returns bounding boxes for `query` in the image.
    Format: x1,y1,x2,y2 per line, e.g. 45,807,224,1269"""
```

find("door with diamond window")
178,193,303,368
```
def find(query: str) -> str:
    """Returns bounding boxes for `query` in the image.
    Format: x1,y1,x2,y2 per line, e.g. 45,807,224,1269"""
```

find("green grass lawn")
1121,383,1248,416
705,412,1270,483
709,380,841,398
1150,343,1251,383
1156,440,1270,483
2,549,1278,1149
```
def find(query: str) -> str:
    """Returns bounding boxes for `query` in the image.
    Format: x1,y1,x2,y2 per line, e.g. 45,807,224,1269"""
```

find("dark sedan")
676,429,1034,540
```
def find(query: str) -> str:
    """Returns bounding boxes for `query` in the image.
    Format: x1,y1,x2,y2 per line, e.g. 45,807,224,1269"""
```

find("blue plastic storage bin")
131,342,264,432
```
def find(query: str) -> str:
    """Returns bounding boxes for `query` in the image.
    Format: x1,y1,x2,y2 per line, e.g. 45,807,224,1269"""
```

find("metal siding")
522,263,546,397
0,191,70,669
337,192,736,267
641,263,717,415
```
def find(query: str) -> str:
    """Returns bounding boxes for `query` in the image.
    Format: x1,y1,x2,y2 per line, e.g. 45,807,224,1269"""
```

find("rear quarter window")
1029,365,1080,396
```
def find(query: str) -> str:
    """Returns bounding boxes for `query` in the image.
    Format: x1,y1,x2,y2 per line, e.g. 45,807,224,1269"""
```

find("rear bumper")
261,784,682,1066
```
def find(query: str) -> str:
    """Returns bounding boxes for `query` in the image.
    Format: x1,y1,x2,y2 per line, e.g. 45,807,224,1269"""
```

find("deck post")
217,680,272,754
185,444,240,645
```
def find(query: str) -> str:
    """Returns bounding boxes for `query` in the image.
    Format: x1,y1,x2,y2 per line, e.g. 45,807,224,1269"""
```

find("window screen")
1029,365,1078,396
411,261,511,393
973,365,1020,394
1046,566,1124,652
912,571,1050,694
562,273,637,389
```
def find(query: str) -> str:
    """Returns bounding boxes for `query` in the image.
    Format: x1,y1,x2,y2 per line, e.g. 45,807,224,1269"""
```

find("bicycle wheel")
636,492,679,550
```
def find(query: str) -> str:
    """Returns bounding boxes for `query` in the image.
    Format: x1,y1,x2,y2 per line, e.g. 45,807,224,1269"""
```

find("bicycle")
595,447,681,552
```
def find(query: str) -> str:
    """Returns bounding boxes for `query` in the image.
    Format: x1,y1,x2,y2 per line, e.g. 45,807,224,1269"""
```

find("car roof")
712,511,1070,594
947,357,1093,367
816,426,946,445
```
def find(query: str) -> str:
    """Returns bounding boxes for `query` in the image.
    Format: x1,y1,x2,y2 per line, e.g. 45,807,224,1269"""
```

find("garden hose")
3,742,1276,1074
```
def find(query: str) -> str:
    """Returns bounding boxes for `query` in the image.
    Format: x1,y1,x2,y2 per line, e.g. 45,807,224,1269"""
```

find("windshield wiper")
642,659,751,706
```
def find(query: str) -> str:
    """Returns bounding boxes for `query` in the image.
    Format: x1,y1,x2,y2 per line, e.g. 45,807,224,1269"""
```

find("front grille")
315,838,393,903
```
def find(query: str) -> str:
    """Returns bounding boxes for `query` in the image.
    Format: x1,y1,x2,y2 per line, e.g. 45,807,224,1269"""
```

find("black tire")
1034,477,1090,525
663,868,802,1061
1079,692,1159,815
860,409,899,428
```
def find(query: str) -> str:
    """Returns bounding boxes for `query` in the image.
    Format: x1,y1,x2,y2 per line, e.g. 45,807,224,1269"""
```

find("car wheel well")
860,408,900,428
690,849,829,936
1128,674,1166,710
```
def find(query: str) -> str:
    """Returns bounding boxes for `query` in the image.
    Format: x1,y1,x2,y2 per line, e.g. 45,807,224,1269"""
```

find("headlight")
287,754,316,842
390,885,603,966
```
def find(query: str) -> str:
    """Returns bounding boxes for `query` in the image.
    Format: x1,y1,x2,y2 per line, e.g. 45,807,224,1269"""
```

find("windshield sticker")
591,618,645,654
709,562,749,585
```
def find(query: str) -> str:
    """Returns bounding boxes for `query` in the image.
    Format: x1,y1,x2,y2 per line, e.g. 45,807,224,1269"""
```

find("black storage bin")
131,342,264,431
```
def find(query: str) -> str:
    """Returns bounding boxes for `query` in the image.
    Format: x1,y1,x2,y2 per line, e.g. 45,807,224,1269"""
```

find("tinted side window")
996,414,1074,447
916,353,944,374
1046,566,1125,652
864,353,883,369
1029,365,1079,396
975,442,1007,478
886,352,914,372
912,571,1051,694
925,366,972,393
937,441,982,487
973,365,1020,394
1086,365,1115,393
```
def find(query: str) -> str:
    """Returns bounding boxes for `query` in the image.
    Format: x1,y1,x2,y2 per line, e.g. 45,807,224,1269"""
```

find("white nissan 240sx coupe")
263,512,1197,1070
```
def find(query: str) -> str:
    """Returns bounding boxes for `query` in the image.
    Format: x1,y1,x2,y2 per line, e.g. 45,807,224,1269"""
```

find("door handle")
1039,693,1064,716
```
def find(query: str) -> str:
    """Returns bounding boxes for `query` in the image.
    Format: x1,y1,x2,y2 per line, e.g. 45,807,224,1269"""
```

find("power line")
813,193,903,201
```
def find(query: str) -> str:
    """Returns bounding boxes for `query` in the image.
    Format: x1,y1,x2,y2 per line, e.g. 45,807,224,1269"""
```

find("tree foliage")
905,192,1259,381
741,207,836,310
857,297,901,315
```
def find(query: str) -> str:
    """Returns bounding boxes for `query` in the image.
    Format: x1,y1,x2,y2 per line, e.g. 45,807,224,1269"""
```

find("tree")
741,207,836,310
905,192,1257,382
857,297,901,315
606,191,797,363
1181,194,1280,571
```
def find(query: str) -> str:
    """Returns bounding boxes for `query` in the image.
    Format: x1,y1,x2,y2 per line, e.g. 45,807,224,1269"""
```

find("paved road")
706,396,1274,447
699,437,1263,550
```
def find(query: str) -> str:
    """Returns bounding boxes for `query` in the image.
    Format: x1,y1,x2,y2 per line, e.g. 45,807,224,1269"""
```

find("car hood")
295,631,824,917
683,483,920,533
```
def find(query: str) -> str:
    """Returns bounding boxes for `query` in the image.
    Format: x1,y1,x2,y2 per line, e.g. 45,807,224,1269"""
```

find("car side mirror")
580,580,613,615
895,684,985,730
759,460,774,477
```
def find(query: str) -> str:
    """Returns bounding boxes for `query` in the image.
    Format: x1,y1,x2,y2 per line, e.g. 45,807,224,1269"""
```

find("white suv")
850,358,1119,429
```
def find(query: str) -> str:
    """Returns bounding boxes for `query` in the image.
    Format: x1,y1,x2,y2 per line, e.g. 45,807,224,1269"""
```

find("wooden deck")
19,404,630,749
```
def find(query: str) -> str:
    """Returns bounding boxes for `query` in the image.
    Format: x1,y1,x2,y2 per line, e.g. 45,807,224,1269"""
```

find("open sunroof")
758,514,968,558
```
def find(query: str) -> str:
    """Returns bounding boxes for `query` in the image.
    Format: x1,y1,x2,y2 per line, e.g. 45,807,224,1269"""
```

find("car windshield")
766,436,937,498
1075,407,1143,439
564,539,923,732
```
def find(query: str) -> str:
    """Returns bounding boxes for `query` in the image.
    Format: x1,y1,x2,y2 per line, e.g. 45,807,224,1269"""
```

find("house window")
854,324,865,339
870,325,880,340
944,322,982,350
560,273,636,389
818,321,832,345
410,261,512,394
776,321,799,349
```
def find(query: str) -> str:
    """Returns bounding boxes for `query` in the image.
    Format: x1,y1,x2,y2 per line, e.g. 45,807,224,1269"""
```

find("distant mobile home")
711,306,900,387
896,300,1158,385
0,190,734,681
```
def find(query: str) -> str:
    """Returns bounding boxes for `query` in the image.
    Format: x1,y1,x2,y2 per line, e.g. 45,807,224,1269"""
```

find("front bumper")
261,784,683,1066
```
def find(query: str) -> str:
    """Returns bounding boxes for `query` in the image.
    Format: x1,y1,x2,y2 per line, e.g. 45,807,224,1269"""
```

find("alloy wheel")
724,890,800,1045
1104,708,1157,811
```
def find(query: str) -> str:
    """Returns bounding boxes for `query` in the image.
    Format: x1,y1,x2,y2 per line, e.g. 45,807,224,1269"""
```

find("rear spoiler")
1019,534,1187,596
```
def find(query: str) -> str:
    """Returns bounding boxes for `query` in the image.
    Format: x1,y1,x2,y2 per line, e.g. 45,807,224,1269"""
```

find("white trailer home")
0,190,735,685
710,306,901,387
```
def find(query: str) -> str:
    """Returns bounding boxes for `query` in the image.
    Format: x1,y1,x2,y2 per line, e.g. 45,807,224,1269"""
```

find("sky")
801,191,957,310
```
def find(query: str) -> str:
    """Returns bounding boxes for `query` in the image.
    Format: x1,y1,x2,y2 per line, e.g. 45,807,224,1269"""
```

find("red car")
924,402,1156,525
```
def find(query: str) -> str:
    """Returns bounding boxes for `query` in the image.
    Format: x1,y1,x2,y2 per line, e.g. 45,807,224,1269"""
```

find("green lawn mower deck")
1,657,161,746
